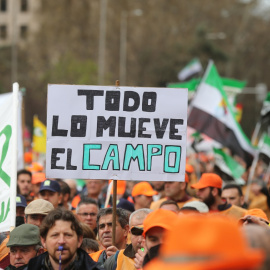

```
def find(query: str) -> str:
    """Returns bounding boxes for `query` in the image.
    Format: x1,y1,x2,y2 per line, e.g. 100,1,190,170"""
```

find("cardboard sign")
46,85,187,182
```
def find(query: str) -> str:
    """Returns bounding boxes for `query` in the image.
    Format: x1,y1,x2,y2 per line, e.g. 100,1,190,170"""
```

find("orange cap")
191,173,222,190
131,182,157,197
32,172,46,184
185,164,194,173
26,162,44,173
144,214,264,270
24,152,32,164
245,208,269,223
109,180,126,195
143,209,177,237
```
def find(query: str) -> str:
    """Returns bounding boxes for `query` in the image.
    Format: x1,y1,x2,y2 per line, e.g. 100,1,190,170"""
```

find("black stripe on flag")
188,107,253,167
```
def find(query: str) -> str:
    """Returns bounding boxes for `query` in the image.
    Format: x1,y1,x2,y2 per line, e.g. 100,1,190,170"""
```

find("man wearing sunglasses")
104,208,151,270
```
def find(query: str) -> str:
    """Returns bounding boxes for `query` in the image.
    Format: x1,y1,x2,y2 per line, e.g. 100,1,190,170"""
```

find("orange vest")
0,237,9,261
90,249,104,262
71,194,81,209
116,249,135,270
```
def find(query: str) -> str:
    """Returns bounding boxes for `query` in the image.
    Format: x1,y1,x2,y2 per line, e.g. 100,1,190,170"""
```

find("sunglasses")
131,226,144,236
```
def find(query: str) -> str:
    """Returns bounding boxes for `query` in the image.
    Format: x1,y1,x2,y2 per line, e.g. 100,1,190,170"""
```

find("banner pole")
10,82,19,230
112,80,120,246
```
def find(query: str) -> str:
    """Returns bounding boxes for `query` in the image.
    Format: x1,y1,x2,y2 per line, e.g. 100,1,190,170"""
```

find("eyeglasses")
77,212,97,217
131,225,144,236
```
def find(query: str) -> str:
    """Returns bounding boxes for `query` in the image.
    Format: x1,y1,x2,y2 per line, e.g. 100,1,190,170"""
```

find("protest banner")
46,85,188,182
0,84,19,232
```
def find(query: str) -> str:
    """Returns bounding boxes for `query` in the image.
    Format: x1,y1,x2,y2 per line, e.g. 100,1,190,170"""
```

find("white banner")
46,85,188,182
0,91,17,232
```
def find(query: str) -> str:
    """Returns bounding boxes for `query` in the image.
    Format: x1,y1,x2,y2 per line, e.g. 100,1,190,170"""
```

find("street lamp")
119,9,143,86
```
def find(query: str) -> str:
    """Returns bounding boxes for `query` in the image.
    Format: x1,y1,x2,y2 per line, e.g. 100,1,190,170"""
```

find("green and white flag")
178,58,202,81
188,61,255,166
213,148,245,183
259,133,270,163
0,87,20,232
260,92,270,120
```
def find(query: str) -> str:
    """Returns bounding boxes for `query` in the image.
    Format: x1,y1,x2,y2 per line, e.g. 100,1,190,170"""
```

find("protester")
144,215,264,270
151,181,165,201
80,222,96,240
24,199,54,227
159,200,179,213
142,209,177,267
56,179,73,210
5,224,43,270
132,182,157,210
81,239,99,254
16,195,27,227
31,172,46,199
90,208,129,267
17,169,33,203
104,208,151,270
222,183,246,208
27,208,102,270
0,234,10,269
38,179,62,208
239,208,270,228
151,173,196,210
64,179,78,199
72,180,105,209
243,225,270,270
182,200,209,213
191,173,247,219
76,197,99,234
246,178,270,220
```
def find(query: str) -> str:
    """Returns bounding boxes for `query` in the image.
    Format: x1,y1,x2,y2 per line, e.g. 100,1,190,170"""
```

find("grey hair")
97,208,129,229
34,244,43,251
129,208,152,225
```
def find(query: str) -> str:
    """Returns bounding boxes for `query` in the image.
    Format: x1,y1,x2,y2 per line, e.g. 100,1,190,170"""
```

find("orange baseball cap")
240,208,269,224
131,182,157,197
26,162,44,173
191,173,222,190
109,180,126,195
32,172,46,184
144,214,264,270
185,164,194,173
24,152,32,164
143,209,177,237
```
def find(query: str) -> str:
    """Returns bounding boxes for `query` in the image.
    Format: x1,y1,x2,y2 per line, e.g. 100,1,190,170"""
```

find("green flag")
213,148,245,181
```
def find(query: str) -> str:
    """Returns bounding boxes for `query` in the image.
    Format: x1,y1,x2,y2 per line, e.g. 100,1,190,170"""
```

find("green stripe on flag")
213,148,245,179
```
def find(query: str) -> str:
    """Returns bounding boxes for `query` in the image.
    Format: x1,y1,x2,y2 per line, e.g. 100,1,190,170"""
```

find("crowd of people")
1,155,270,270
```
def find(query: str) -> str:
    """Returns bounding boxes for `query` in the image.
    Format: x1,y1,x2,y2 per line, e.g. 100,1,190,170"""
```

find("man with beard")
150,174,196,211
27,208,102,270
191,173,247,220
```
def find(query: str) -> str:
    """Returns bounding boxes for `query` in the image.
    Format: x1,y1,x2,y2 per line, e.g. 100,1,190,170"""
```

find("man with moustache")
27,208,102,270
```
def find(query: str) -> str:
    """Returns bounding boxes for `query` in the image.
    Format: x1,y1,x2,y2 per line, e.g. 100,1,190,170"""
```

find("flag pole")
244,149,259,204
112,80,120,246
10,82,19,230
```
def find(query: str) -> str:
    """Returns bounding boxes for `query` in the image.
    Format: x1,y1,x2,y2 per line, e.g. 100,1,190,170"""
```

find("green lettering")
164,146,181,173
147,145,162,171
0,125,12,187
102,145,120,170
83,144,101,170
123,144,145,171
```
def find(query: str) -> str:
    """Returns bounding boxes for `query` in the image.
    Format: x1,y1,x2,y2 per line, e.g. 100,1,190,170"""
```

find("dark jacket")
4,265,27,270
26,248,104,270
